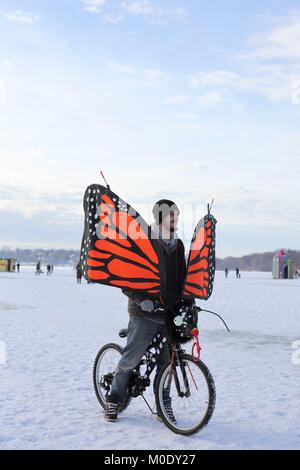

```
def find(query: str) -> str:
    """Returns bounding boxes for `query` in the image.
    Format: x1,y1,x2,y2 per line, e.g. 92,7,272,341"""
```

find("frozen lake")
0,267,300,449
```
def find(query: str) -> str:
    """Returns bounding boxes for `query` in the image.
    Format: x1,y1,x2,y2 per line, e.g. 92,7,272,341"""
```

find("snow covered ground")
0,267,300,450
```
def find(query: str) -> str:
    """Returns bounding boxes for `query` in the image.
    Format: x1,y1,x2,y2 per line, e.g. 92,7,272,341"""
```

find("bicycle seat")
119,328,128,338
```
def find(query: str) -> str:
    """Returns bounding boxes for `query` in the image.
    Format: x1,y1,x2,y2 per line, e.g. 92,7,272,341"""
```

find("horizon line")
1,245,299,260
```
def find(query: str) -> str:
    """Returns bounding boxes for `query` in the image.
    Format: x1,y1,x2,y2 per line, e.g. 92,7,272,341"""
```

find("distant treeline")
0,247,79,267
1,247,299,271
216,250,300,272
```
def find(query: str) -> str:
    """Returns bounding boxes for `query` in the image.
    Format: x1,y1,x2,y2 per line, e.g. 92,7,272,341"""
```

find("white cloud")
121,0,153,16
143,68,169,87
188,62,300,105
175,112,198,120
81,0,188,23
0,81,7,106
107,62,169,90
166,94,190,105
4,10,40,24
0,183,82,221
183,17,300,105
1,60,13,68
82,0,106,13
196,91,224,108
30,149,48,158
173,7,189,22
108,61,136,75
189,70,240,88
121,1,188,22
291,79,300,104
218,11,300,103
240,64,300,103
2,149,48,166
244,12,300,61
104,12,124,24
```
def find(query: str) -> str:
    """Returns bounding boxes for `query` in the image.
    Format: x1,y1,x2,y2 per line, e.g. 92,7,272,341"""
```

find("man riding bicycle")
105,199,193,422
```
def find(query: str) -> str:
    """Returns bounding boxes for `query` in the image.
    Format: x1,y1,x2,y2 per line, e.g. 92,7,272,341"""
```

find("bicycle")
93,304,217,436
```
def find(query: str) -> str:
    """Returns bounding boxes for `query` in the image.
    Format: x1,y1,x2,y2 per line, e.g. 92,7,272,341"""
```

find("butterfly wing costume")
182,212,217,301
80,184,165,301
80,184,217,315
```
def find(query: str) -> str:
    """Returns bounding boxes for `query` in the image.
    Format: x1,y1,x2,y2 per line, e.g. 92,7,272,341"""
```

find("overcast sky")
1,0,300,257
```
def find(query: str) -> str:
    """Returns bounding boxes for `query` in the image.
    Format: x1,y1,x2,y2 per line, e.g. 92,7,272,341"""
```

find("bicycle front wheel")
155,354,216,435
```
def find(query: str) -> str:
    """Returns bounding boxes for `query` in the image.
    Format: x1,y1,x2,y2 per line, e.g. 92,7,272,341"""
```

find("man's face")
161,210,179,233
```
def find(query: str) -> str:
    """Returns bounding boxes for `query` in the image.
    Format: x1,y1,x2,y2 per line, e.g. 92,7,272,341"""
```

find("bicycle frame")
127,330,189,399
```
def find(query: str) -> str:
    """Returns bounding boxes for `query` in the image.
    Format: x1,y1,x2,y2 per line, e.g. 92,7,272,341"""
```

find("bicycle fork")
167,347,191,398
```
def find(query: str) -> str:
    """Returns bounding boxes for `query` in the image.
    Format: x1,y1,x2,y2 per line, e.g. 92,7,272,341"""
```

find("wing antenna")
207,198,214,215
100,170,110,190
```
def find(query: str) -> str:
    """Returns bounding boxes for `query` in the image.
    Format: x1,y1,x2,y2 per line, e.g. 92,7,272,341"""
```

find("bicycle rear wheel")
93,343,131,412
155,354,216,435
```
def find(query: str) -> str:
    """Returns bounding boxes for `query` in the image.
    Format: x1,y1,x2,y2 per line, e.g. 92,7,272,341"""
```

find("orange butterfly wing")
80,185,164,299
182,214,217,300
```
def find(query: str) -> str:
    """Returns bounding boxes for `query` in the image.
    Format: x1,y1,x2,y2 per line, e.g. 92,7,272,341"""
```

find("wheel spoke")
186,362,198,391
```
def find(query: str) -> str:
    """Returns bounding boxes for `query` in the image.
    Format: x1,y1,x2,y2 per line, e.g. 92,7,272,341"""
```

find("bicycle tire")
93,343,132,412
155,354,216,435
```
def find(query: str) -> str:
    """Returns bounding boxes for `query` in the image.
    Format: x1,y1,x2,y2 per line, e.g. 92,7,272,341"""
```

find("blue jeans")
110,315,170,403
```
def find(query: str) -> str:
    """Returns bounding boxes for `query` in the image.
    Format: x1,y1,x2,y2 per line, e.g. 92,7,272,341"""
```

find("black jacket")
122,238,186,320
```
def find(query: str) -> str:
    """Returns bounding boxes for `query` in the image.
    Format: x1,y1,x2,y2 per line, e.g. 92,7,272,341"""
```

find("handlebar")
154,304,230,332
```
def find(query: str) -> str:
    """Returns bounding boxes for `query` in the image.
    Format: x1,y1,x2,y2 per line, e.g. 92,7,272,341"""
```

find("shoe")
105,395,119,422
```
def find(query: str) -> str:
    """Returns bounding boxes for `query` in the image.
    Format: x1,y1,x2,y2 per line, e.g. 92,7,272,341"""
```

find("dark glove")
182,298,196,307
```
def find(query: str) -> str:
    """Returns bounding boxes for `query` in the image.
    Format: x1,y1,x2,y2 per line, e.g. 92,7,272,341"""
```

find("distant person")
295,269,300,279
225,267,229,278
76,262,83,284
36,261,42,276
47,264,52,276
17,262,20,273
51,264,54,273
235,267,241,279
